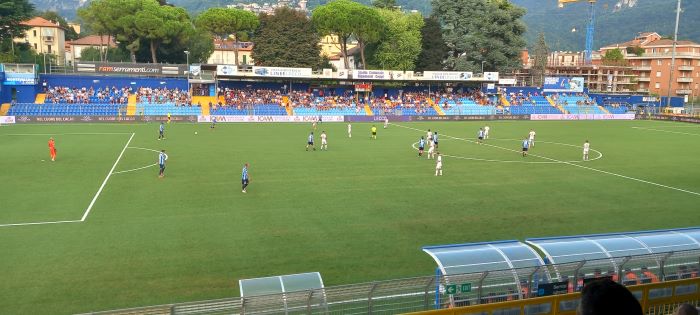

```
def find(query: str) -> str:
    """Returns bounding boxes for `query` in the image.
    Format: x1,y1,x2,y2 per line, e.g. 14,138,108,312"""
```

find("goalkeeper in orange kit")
48,137,57,161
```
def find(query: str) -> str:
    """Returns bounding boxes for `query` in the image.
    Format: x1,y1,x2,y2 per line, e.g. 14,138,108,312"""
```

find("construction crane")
558,0,597,64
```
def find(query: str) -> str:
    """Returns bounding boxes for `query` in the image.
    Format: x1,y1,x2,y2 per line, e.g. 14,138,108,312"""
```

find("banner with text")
543,77,585,93
531,114,635,120
216,65,238,76
0,116,16,124
3,72,37,85
13,115,197,123
422,71,473,81
352,70,390,80
198,115,344,123
252,66,312,78
484,72,499,81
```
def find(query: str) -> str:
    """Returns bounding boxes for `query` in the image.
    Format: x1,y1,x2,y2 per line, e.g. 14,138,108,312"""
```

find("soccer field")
1,120,700,314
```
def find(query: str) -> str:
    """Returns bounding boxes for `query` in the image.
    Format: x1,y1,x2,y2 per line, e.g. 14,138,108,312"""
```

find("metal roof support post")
434,268,441,309
368,282,378,315
526,266,541,299
573,261,586,292
424,276,435,310
241,298,247,315
306,290,313,315
477,271,489,304
659,252,674,281
618,257,631,284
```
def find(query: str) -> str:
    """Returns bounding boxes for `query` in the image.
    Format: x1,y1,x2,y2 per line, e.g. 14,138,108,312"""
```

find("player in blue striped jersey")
306,132,315,151
158,150,168,178
418,136,425,157
158,122,165,140
242,163,250,193
477,128,485,144
522,137,529,157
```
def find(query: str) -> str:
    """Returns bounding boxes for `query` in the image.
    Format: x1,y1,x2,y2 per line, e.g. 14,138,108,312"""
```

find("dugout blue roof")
526,227,700,264
422,240,544,275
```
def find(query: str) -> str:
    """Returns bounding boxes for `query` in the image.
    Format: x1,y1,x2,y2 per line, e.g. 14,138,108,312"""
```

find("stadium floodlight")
184,50,190,79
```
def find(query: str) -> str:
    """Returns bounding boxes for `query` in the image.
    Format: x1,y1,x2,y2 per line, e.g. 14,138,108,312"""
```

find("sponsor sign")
189,65,201,77
216,65,238,76
355,84,373,92
353,70,390,80
335,70,349,79
76,62,187,76
537,281,569,297
530,114,635,120
0,116,16,124
252,66,312,78
3,72,37,85
412,115,530,121
543,77,585,93
484,72,499,81
498,78,517,85
344,115,411,122
198,115,344,123
14,115,197,123
390,71,408,80
422,71,473,81
321,68,333,78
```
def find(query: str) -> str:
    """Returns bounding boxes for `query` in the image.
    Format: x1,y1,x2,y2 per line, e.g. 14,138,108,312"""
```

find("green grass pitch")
1,120,699,314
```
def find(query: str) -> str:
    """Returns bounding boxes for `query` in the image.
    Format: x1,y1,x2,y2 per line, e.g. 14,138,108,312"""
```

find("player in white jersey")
427,141,435,159
484,126,490,139
348,123,352,138
426,129,433,143
583,140,590,161
384,117,388,129
435,152,443,176
320,131,328,150
528,129,536,147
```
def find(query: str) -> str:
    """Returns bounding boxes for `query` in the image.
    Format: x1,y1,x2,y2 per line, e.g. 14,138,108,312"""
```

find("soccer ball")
195,131,198,135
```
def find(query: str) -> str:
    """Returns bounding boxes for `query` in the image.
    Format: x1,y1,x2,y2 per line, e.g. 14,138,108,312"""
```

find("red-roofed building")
65,35,117,65
14,17,66,65
599,32,700,97
207,39,254,65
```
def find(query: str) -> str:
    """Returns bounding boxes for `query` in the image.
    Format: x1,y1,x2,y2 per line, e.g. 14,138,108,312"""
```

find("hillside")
29,0,700,51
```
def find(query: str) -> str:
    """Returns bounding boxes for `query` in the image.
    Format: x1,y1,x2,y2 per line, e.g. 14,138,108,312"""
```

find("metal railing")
78,249,700,315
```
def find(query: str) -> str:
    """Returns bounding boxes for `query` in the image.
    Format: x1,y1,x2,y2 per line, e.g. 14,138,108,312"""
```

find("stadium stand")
7,103,121,116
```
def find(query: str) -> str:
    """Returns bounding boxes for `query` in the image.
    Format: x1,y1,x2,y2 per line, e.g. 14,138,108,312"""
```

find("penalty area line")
631,126,700,137
0,219,82,228
80,132,135,221
391,123,700,197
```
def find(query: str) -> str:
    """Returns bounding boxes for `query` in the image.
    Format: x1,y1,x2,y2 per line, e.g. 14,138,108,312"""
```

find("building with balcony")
599,32,700,98
15,17,66,66
207,39,254,66
65,35,117,65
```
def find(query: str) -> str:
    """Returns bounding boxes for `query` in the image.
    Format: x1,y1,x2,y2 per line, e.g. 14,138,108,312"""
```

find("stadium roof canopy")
526,228,700,264
422,240,544,275
239,272,324,297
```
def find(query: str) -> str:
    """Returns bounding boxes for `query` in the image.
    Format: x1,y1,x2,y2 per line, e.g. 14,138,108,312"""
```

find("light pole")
666,0,681,108
184,50,190,79
481,61,486,74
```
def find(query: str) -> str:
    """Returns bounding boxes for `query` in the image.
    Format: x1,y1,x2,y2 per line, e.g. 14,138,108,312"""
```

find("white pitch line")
113,163,158,175
392,123,700,197
0,219,82,228
2,132,133,136
631,126,700,137
80,132,135,221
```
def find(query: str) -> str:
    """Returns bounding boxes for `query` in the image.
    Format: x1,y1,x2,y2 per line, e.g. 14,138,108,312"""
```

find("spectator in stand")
623,268,639,285
578,278,642,315
673,304,699,315
640,266,659,283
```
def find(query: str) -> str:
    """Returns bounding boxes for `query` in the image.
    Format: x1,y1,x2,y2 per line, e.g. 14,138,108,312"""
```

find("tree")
432,0,527,72
38,11,79,40
252,7,323,68
373,0,398,9
312,0,360,70
415,17,447,71
195,7,259,66
0,0,34,54
353,7,384,69
184,28,215,64
602,48,626,65
80,46,131,62
131,1,193,63
372,8,423,71
78,0,145,62
532,32,549,86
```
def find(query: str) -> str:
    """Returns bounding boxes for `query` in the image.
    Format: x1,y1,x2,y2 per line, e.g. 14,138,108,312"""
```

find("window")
47,45,52,54
242,55,247,65
656,71,662,77
655,83,661,89
657,60,662,66
34,43,37,50
33,30,36,37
